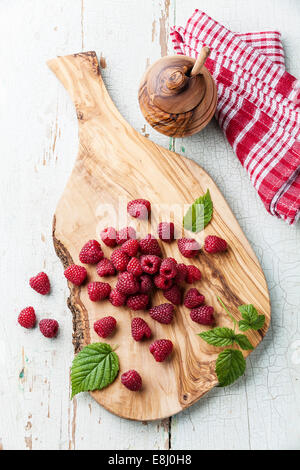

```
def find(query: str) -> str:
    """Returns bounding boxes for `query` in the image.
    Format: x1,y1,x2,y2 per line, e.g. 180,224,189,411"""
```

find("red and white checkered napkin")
171,10,300,225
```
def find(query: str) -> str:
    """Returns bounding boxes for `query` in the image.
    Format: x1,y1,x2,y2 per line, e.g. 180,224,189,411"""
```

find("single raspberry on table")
100,227,117,247
87,282,111,301
94,316,116,338
149,339,173,362
163,285,182,305
116,272,139,295
131,317,152,341
29,272,50,295
139,234,162,256
154,274,173,290
79,240,104,264
64,264,87,286
39,319,59,338
190,306,214,325
140,255,161,275
186,265,202,284
18,307,36,329
96,258,115,277
157,222,175,242
204,235,228,253
174,263,188,284
116,227,137,245
126,293,149,311
127,257,143,277
160,258,178,279
139,274,154,294
127,199,151,219
110,248,129,272
178,237,201,258
149,303,174,324
121,239,139,257
121,370,142,391
184,288,205,308
109,288,127,307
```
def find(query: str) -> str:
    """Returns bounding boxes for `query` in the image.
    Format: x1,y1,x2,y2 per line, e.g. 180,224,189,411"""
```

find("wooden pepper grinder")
138,47,217,137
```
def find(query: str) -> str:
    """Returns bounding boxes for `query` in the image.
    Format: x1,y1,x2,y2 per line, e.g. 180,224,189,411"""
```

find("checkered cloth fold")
171,10,300,224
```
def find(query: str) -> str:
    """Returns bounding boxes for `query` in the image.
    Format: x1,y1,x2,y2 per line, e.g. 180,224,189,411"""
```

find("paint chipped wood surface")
0,0,299,449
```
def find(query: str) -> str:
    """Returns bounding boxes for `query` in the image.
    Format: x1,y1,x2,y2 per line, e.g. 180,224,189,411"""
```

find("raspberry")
109,288,127,307
110,248,129,272
190,306,214,325
127,257,143,277
139,274,154,294
121,370,142,391
184,288,205,308
160,258,177,279
149,303,174,324
178,237,201,258
64,264,87,286
154,274,173,290
96,258,115,277
127,293,149,311
157,222,175,242
131,317,152,341
149,339,173,362
139,234,162,256
121,239,139,257
87,282,111,301
140,255,161,275
79,240,104,264
39,319,59,338
18,307,36,329
174,263,188,283
116,227,136,245
100,227,117,247
29,272,50,295
204,235,228,253
116,272,139,295
163,285,182,305
94,316,116,338
127,199,151,219
186,265,202,284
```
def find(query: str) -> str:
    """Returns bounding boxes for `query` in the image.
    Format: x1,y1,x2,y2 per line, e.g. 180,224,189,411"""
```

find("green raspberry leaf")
183,189,213,233
71,343,119,398
198,327,236,347
216,349,246,387
250,315,266,330
238,304,265,331
234,334,254,350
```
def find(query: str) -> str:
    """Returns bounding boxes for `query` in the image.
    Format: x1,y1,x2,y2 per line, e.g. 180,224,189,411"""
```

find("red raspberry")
109,288,127,307
140,255,161,275
64,264,87,286
116,227,136,245
79,240,104,264
174,263,188,283
204,235,228,253
149,303,174,324
139,274,154,293
39,319,59,338
190,306,214,325
121,370,142,391
149,339,173,362
160,258,178,279
139,234,162,256
127,199,151,219
184,288,205,308
157,222,175,242
154,274,173,290
121,239,139,257
127,257,143,277
178,237,201,258
116,272,139,295
87,282,111,301
94,316,116,338
29,272,50,295
96,258,115,277
127,293,149,310
131,317,152,341
163,285,182,305
110,248,129,272
100,227,117,247
186,265,202,284
18,307,36,329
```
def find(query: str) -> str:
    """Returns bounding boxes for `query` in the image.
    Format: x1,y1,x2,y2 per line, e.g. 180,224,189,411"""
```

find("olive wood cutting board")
47,51,270,421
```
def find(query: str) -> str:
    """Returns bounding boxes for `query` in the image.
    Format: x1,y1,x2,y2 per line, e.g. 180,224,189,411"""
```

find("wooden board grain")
48,51,270,421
